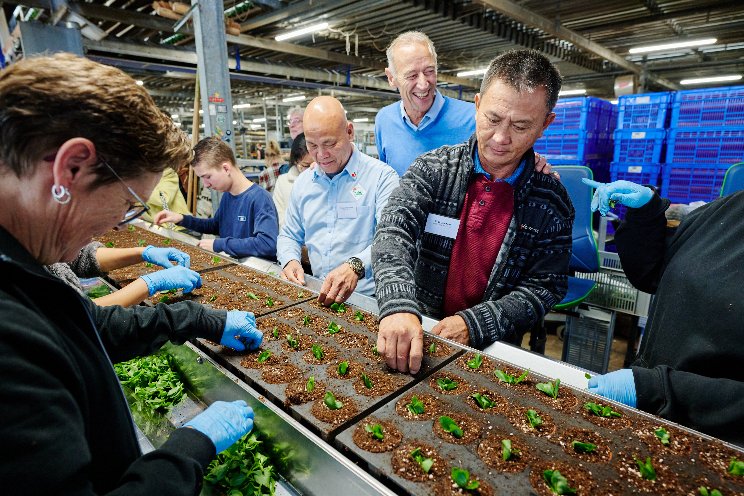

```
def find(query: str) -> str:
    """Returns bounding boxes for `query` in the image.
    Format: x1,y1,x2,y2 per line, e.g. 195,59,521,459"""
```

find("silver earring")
51,184,71,204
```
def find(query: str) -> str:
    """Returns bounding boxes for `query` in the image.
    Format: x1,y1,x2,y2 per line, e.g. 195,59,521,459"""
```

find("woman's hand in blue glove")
587,368,637,407
582,179,654,216
183,400,254,454
142,245,190,268
140,265,202,296
222,311,263,351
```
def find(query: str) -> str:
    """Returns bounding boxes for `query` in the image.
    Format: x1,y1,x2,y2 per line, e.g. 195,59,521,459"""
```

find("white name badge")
424,213,460,239
337,202,358,219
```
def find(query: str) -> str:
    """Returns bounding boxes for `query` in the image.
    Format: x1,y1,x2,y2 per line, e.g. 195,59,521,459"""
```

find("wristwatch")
345,257,365,279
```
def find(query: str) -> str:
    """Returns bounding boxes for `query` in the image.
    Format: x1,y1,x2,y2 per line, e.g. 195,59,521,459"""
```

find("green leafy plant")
436,377,459,391
699,486,723,496
286,334,299,350
208,295,217,302
410,448,434,474
144,262,154,267
654,427,671,446
526,409,543,429
163,239,171,245
159,295,170,303
311,344,324,360
428,342,437,354
466,353,483,369
297,290,306,298
114,354,184,413
543,469,576,495
127,225,135,232
137,238,147,247
330,302,346,314
337,361,349,376
257,350,271,363
536,379,560,399
471,392,496,409
451,467,479,491
210,254,221,263
204,432,276,495
372,344,380,356
571,440,597,453
494,368,530,385
327,321,341,334
361,373,373,389
265,297,275,308
584,372,592,380
353,310,364,322
364,423,384,440
105,241,115,248
407,395,425,415
635,457,657,481
584,402,622,418
323,391,343,410
729,457,744,476
302,315,311,326
246,292,259,300
86,284,113,299
439,416,464,439
305,376,315,392
272,327,279,339
502,439,520,461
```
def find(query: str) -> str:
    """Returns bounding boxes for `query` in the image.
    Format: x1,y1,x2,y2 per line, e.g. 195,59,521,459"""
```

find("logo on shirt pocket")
238,215,247,222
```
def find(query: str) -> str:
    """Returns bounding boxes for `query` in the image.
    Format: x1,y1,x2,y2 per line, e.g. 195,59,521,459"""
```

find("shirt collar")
399,90,445,131
312,144,361,182
473,147,525,185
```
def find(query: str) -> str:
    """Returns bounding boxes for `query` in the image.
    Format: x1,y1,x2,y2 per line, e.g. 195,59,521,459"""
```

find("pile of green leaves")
86,283,113,299
204,432,276,496
114,354,184,413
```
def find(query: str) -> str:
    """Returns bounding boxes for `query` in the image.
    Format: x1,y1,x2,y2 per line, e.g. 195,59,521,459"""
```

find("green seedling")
635,456,657,481
311,344,324,360
323,391,343,410
428,342,437,354
305,376,315,392
536,378,560,399
137,239,147,247
302,315,311,326
494,368,529,385
272,327,279,339
471,392,496,409
105,241,115,248
144,262,154,267
654,427,671,446
327,321,341,334
451,467,479,491
361,373,373,389
372,344,380,356
410,448,434,474
297,290,306,298
364,423,384,440
210,255,221,264
407,395,425,415
729,457,744,476
699,486,723,496
584,372,592,380
264,297,275,308
502,439,520,461
159,295,170,303
436,377,458,391
439,416,464,439
353,310,364,322
526,409,543,429
286,334,299,349
466,353,483,369
337,361,350,376
584,402,622,418
330,302,346,314
572,440,597,453
246,292,259,300
257,350,271,363
127,225,135,232
163,239,171,245
543,469,576,495
208,295,217,302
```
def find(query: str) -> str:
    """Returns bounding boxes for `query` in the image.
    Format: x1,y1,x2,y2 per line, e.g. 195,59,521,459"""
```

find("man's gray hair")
480,49,563,112
287,105,304,120
385,31,438,77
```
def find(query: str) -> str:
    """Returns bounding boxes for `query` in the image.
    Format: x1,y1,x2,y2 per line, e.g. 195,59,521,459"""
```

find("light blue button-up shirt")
399,90,446,132
276,145,400,295
473,148,525,185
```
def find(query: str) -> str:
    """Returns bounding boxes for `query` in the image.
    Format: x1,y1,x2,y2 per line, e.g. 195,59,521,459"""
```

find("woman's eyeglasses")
99,159,150,225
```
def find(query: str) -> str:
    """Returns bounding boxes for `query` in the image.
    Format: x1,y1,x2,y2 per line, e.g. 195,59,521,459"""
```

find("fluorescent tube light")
135,80,144,86
233,103,252,109
170,114,179,119
558,89,586,96
275,22,329,42
456,68,487,78
352,117,369,123
629,38,716,54
680,75,742,85
252,117,266,123
282,95,306,103
250,124,262,129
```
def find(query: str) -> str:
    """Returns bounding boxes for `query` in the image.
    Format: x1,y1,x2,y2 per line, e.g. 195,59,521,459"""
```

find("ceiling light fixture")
135,80,144,86
352,117,369,123
170,114,179,119
275,22,329,42
282,95,306,103
629,38,717,54
233,103,252,109
680,74,742,85
252,117,266,123
558,89,587,96
456,68,487,78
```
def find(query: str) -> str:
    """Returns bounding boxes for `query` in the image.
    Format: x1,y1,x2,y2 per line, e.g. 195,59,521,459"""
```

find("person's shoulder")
376,101,400,120
443,95,475,111
528,172,573,217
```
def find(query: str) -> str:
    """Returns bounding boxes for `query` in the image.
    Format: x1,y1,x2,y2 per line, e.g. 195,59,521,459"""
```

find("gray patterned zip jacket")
372,135,574,348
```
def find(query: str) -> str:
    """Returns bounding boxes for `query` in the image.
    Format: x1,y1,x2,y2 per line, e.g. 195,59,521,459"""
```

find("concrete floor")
542,331,629,372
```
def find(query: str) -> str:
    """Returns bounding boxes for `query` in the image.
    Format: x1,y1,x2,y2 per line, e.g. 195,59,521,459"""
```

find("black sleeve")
93,300,226,363
613,194,671,294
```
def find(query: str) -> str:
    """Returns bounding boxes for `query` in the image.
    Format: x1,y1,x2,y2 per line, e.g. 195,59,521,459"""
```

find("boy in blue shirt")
154,137,278,259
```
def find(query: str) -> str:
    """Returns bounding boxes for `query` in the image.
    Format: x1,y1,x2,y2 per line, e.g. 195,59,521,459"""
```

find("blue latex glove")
183,400,254,454
582,178,654,216
221,311,263,351
140,265,202,296
587,368,637,408
142,245,190,269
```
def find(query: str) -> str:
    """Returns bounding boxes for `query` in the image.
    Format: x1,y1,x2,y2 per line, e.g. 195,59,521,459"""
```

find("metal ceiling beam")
239,0,353,33
474,0,679,90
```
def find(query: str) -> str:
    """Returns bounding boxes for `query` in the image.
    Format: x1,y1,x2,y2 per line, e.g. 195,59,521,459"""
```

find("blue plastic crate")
534,131,610,161
551,158,610,183
666,127,744,165
613,129,666,163
549,97,613,131
661,163,730,204
671,85,744,128
617,92,672,129
610,162,662,186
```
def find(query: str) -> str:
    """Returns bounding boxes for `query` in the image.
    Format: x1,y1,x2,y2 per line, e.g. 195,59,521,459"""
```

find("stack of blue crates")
533,96,615,182
663,85,744,203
